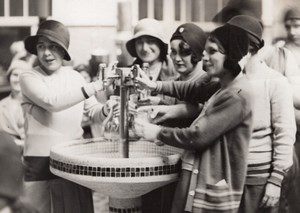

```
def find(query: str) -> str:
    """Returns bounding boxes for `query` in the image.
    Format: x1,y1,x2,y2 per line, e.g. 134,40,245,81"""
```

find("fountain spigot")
131,64,140,93
104,61,121,89
98,63,107,88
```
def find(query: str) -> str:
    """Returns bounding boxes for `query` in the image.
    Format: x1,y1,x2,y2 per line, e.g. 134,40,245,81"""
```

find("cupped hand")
134,118,161,141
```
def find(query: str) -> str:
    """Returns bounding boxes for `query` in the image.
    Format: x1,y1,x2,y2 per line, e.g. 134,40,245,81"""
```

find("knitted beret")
170,23,206,59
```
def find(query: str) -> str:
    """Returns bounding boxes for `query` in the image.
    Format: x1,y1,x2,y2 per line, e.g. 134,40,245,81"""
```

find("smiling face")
170,39,195,76
202,39,227,78
36,37,65,75
135,36,161,64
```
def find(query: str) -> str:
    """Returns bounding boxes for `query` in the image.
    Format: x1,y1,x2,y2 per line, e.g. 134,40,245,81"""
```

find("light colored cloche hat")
126,18,168,57
24,20,71,61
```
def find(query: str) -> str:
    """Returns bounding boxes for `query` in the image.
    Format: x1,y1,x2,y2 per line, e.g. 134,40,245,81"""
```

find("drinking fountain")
50,64,182,213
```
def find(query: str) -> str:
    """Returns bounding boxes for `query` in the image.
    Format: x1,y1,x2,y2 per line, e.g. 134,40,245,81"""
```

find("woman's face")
285,19,300,45
9,68,22,92
135,36,161,64
36,37,65,75
170,40,194,76
202,39,226,78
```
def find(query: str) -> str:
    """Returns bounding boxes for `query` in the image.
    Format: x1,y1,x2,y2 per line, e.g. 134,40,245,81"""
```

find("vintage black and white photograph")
0,0,300,212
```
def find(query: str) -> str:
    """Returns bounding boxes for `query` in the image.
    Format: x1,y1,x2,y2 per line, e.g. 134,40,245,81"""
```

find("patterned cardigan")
155,74,254,212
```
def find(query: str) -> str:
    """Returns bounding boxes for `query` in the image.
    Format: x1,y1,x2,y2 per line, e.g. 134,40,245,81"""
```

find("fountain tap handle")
142,63,150,80
99,63,106,81
111,60,119,74
98,63,107,88
132,65,140,92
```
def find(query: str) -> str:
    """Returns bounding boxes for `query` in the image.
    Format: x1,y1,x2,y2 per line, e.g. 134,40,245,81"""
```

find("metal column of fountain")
49,64,182,213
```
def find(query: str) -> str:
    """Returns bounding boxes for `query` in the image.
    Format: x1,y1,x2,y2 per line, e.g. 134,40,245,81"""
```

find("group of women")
128,16,297,213
0,12,298,213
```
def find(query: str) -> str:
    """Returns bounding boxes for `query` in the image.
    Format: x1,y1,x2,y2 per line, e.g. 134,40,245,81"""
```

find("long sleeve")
268,75,296,186
20,68,88,112
158,87,252,151
21,67,106,157
83,96,106,124
155,74,220,104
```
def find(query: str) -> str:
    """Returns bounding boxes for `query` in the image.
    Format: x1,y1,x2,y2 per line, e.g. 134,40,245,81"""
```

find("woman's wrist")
149,81,158,91
101,105,108,117
83,81,104,98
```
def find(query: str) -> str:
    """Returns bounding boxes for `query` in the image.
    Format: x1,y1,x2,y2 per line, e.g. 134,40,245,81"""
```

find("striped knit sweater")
244,59,296,187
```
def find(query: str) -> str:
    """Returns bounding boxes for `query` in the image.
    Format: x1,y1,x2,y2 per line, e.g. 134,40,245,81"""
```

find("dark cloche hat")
170,23,207,60
284,7,300,21
24,20,71,61
227,15,264,49
210,24,249,62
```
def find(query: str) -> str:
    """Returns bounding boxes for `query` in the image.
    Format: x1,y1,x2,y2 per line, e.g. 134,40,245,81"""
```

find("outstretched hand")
134,117,161,141
135,67,157,91
137,103,202,124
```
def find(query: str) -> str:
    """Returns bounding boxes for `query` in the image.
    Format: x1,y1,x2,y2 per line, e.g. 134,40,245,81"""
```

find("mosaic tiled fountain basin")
50,137,182,212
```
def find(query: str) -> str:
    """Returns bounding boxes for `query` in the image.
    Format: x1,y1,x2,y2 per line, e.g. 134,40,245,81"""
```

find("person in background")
0,60,32,147
243,11,300,213
9,41,36,66
0,131,39,213
227,15,296,213
20,20,113,213
126,18,178,105
170,23,206,83
136,22,208,213
135,24,254,213
132,23,219,127
283,7,300,165
74,64,92,84
125,19,178,213
264,8,300,213
283,7,300,68
160,23,211,129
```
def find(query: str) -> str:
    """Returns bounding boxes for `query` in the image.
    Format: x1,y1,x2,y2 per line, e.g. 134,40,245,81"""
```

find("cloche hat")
24,20,71,61
210,24,249,62
170,23,206,60
126,18,168,57
284,7,300,21
227,15,264,49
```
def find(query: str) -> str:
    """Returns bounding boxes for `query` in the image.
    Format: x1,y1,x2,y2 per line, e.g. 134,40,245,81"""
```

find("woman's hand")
134,118,161,141
137,103,202,124
138,96,161,106
103,98,119,117
135,67,157,91
260,183,281,208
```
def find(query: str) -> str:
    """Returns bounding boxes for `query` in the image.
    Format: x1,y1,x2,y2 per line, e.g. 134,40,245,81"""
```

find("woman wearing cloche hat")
134,24,255,213
170,23,207,82
227,15,297,213
20,20,115,213
125,18,178,105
